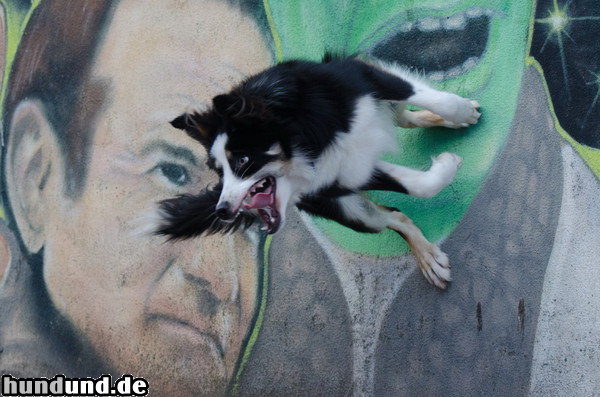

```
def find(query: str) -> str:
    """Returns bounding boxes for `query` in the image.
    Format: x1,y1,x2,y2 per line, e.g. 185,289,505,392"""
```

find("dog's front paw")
426,152,462,195
415,243,452,289
432,152,462,172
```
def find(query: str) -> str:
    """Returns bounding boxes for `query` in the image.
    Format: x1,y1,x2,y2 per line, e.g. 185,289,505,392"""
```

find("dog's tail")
155,186,256,240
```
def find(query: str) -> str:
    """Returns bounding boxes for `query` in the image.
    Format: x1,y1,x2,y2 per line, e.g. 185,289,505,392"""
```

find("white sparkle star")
582,71,600,128
535,0,600,100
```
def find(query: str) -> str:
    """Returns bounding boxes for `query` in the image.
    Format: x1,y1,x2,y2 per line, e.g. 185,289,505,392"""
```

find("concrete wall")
0,1,598,396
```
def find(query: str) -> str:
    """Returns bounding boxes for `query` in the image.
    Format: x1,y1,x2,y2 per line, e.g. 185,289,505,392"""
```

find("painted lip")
143,280,232,360
367,6,503,81
145,313,225,358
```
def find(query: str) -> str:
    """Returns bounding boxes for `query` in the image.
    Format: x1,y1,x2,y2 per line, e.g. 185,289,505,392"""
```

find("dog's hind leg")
394,104,476,130
297,194,451,289
401,93,481,128
361,154,462,198
364,61,481,127
386,210,451,289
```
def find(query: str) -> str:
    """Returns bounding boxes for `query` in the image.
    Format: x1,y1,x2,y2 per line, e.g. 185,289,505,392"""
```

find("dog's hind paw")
387,211,452,289
466,100,481,124
455,98,481,126
437,95,481,126
415,243,452,289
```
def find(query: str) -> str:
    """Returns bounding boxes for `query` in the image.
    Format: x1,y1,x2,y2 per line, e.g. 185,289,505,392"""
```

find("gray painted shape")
238,209,354,396
374,66,564,396
529,145,600,396
299,210,418,396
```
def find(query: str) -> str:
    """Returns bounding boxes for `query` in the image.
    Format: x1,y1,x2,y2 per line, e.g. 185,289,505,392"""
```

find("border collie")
157,55,480,289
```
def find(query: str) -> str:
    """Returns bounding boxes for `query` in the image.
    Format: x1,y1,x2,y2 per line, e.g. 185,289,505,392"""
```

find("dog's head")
171,91,296,234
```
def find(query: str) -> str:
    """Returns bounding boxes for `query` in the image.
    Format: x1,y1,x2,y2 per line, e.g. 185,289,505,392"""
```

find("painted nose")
215,201,234,220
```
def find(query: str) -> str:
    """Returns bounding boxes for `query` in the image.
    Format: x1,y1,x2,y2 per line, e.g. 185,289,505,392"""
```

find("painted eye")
154,162,190,187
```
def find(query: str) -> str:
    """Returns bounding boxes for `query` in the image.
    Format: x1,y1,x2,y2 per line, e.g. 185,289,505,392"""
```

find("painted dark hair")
2,1,115,199
1,0,270,202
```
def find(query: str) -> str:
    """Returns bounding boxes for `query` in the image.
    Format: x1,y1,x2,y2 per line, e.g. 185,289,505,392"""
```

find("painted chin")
242,176,281,234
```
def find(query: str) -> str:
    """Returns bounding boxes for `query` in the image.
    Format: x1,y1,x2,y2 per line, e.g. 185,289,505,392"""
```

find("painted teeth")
418,17,441,32
394,7,500,81
444,13,466,30
396,7,496,33
426,55,480,82
428,59,477,81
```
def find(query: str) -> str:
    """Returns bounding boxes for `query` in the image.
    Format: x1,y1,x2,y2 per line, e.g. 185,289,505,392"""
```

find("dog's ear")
170,114,189,130
213,94,237,116
170,112,216,148
213,93,262,119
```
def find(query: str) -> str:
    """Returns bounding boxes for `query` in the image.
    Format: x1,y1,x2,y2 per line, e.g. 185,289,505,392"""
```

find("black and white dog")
157,55,480,289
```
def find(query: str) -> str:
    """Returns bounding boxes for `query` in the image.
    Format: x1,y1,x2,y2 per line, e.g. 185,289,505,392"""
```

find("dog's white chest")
308,95,398,192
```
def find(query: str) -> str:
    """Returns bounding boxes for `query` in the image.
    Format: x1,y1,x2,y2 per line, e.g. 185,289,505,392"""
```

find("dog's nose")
215,201,233,220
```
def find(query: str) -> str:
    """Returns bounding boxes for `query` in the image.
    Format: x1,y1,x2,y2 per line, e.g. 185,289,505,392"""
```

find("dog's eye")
237,155,250,168
154,162,190,187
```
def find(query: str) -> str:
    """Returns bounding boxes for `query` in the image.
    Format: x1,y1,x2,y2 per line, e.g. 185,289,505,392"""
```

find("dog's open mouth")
243,176,281,234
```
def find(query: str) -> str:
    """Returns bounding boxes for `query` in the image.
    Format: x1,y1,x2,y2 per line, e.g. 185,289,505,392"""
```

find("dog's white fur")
164,58,481,289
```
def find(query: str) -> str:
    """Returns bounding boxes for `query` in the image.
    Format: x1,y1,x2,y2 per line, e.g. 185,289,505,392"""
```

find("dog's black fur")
156,55,422,239
154,54,481,288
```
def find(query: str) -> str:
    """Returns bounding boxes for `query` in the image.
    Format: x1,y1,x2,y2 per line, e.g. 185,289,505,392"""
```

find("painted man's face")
39,1,270,395
265,0,533,254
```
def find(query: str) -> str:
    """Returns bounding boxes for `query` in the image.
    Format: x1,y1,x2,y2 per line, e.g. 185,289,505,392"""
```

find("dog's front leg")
361,156,462,199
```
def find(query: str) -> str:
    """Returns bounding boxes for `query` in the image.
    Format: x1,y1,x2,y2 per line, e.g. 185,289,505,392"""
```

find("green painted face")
265,0,534,255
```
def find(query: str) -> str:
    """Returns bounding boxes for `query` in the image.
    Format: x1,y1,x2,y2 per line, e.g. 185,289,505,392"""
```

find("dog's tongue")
249,192,274,209
244,179,275,209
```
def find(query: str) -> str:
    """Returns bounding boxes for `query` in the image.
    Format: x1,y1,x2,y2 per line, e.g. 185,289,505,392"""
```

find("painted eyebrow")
140,140,199,166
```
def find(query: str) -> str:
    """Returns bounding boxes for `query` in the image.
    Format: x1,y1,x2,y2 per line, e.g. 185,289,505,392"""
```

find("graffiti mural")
0,2,270,397
0,0,598,396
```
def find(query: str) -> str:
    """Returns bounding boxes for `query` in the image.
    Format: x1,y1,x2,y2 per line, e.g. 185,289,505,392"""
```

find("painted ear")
5,100,63,253
170,112,216,148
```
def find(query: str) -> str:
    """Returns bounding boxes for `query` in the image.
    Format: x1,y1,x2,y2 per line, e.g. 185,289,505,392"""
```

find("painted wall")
0,1,598,396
